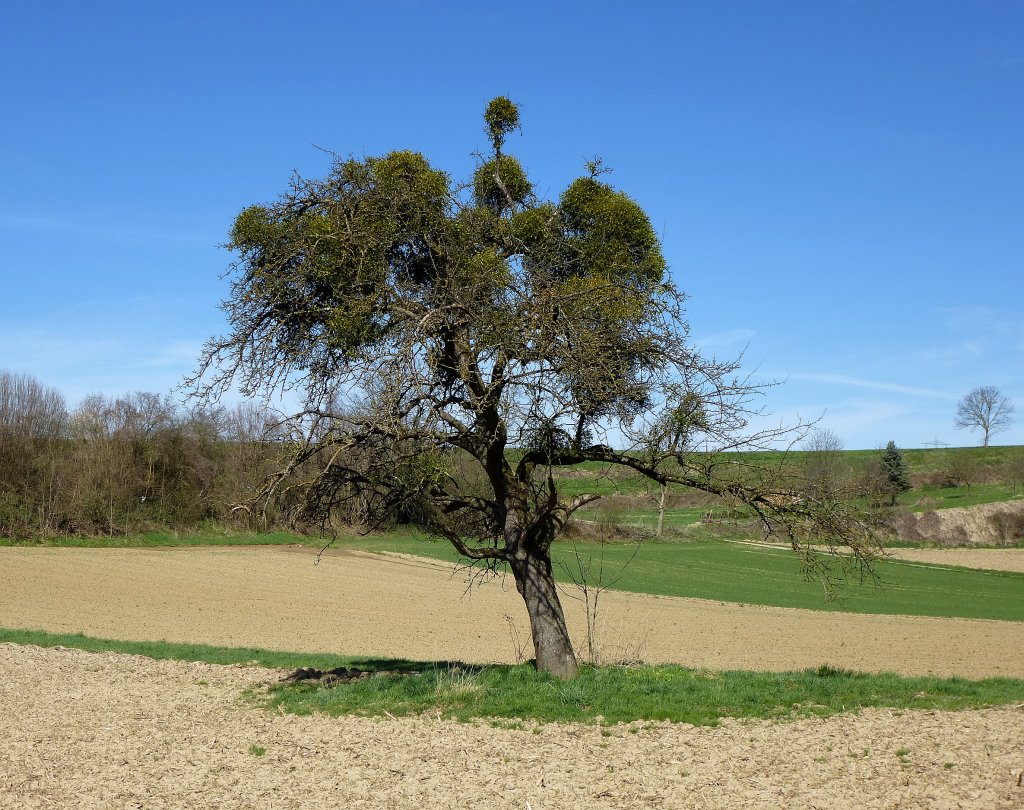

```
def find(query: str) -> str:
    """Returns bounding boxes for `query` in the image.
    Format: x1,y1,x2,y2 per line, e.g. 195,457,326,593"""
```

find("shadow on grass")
0,626,457,673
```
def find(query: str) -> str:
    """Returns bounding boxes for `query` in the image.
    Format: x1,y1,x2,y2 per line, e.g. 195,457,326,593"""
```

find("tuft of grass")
433,665,484,698
248,745,267,757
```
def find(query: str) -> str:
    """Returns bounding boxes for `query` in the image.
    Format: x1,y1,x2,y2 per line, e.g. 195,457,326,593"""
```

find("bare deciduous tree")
0,372,291,539
0,370,68,536
954,385,1014,447
801,428,846,497
0,370,67,440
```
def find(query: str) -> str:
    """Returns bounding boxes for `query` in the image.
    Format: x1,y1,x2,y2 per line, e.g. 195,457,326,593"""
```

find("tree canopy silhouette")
191,97,882,678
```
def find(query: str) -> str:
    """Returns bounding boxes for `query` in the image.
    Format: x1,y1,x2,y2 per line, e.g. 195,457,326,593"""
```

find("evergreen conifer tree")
881,441,911,505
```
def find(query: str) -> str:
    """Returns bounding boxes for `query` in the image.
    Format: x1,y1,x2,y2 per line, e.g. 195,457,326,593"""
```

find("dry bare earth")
2,547,1024,808
2,644,1023,809
891,547,1024,573
1,546,1023,677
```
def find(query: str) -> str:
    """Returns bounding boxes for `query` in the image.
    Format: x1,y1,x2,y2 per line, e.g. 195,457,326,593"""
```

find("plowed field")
2,545,1023,808
1,546,1022,677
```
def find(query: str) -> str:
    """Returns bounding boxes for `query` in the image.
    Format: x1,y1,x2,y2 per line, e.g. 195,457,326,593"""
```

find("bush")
989,510,1024,545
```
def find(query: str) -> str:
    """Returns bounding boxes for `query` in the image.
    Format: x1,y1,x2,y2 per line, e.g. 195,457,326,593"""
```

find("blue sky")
1,1,1021,449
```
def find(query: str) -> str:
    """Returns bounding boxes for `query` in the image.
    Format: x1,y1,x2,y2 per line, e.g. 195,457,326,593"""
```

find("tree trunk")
509,548,579,679
656,482,667,538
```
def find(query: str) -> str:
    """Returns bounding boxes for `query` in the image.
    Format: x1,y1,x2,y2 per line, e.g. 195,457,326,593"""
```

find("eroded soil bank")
1,644,1022,809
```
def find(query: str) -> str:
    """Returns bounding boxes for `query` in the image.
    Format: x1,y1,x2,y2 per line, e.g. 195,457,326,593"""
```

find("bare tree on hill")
801,428,846,498
954,385,1014,447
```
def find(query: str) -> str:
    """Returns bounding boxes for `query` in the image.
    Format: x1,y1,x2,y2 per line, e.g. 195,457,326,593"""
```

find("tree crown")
191,98,887,678
191,97,880,581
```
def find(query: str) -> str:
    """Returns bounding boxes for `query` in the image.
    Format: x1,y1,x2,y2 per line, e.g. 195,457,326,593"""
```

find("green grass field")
545,446,1024,543
350,533,1024,622
734,444,1023,473
265,660,1024,727
0,626,359,670
901,482,1022,511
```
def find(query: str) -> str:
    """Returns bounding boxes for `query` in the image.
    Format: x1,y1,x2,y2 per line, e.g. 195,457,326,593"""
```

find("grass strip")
3,627,1022,727
0,627,361,671
266,662,1024,727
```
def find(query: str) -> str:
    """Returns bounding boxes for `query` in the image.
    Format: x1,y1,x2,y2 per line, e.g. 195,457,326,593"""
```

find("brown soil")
2,644,1022,809
1,546,1022,678
891,547,1024,573
2,546,1024,807
727,538,1024,574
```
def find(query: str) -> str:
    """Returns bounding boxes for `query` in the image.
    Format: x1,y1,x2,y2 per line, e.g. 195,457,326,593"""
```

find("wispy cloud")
910,340,987,365
0,331,121,368
815,400,914,441
741,398,913,450
931,306,1024,339
932,305,994,326
781,372,956,400
0,302,209,403
692,328,755,352
0,212,213,245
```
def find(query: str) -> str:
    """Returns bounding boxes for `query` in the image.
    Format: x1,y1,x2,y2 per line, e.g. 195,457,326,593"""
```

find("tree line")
0,369,289,538
4,364,1017,542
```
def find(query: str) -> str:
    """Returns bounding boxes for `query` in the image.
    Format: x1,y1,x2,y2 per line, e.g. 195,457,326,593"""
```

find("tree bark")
509,547,579,679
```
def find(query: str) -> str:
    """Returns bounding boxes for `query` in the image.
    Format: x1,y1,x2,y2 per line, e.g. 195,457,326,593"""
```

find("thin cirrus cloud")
0,330,121,369
907,340,985,366
0,212,213,246
931,307,1024,341
782,372,956,401
758,399,911,441
692,328,755,352
135,340,205,371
